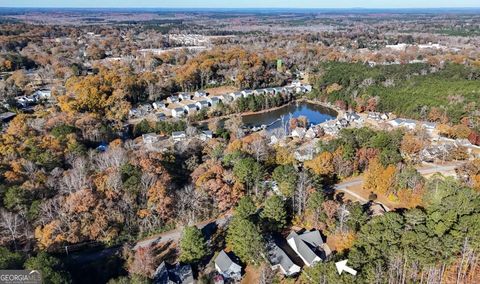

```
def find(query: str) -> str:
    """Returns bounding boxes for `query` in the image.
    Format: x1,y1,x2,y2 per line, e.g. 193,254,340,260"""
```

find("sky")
0,0,479,8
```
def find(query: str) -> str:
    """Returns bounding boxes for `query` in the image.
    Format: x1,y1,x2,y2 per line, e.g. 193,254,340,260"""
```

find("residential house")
167,96,179,104
228,92,243,101
153,261,194,284
194,91,207,98
388,118,417,130
199,130,213,141
156,113,166,121
171,107,185,118
195,100,210,110
241,90,254,98
183,104,198,114
265,88,275,95
291,127,306,139
305,128,317,140
273,87,285,95
287,230,331,267
221,94,233,104
0,112,16,123
33,89,52,100
253,89,266,96
172,131,187,142
142,133,160,144
214,250,242,281
153,101,166,110
290,80,302,87
178,92,192,101
207,96,221,106
344,112,363,124
266,240,301,276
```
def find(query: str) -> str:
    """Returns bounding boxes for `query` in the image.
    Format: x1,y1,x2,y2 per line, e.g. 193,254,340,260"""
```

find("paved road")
334,161,464,211
134,215,231,250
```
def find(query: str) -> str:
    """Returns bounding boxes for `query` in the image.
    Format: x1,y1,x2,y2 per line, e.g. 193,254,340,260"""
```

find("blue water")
242,102,337,129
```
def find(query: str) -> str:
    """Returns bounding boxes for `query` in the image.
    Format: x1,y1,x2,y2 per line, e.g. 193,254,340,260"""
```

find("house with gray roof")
178,92,193,101
273,87,285,95
183,104,198,114
194,91,207,98
153,261,194,284
195,100,210,110
266,240,301,276
171,107,185,118
167,96,179,104
228,92,243,101
287,230,330,267
253,89,266,96
207,96,221,106
214,250,242,281
241,90,254,98
172,131,187,141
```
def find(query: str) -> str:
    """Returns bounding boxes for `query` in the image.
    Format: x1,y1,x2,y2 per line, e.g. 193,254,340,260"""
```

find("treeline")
312,62,480,125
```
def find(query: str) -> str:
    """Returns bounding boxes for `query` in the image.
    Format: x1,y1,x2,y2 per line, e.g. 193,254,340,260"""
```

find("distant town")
0,6,480,284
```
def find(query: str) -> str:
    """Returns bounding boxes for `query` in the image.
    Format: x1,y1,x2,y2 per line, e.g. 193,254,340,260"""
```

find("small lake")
242,102,337,129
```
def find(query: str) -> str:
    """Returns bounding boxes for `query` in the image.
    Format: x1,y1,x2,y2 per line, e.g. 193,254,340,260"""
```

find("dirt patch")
241,265,261,284
205,86,238,96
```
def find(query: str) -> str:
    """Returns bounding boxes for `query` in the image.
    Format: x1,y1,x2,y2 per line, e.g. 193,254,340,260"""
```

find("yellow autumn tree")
304,152,334,176
363,158,396,195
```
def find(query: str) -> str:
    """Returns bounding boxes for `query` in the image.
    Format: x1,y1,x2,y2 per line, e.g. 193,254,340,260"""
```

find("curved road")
334,161,463,212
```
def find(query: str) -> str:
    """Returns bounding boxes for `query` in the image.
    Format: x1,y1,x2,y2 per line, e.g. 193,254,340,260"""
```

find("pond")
241,101,337,129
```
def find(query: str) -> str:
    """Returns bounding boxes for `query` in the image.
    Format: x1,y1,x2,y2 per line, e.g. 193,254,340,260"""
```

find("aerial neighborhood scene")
1,0,480,283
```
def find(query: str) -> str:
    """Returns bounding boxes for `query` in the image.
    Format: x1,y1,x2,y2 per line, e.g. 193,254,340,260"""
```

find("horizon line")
1,6,480,9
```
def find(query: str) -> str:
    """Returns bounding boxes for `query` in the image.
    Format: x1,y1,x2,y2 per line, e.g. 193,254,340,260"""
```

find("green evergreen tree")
24,252,70,284
234,196,257,219
179,226,207,263
226,217,265,265
261,195,287,231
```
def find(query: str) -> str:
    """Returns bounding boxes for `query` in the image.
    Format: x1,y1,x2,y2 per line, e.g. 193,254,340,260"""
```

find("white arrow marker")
335,259,357,276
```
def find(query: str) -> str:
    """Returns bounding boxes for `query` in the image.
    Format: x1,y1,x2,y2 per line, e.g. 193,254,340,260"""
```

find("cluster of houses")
129,81,313,119
213,229,330,283
141,130,214,147
13,89,53,108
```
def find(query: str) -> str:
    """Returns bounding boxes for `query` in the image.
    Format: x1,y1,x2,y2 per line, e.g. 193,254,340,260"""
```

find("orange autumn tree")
191,160,244,211
363,158,396,195
304,151,335,176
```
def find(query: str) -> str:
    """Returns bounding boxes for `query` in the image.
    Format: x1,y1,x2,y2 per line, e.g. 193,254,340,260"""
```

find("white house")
388,118,417,130
287,230,330,267
178,92,192,101
214,250,242,281
273,87,285,95
265,88,275,95
152,101,166,110
290,80,302,87
172,131,187,141
228,92,243,101
167,96,179,103
194,91,207,98
171,107,185,118
207,96,221,106
241,90,254,98
183,104,198,114
142,133,160,144
199,130,213,141
33,89,52,100
195,100,210,110
254,89,266,96
291,127,306,139
305,128,317,139
267,241,301,276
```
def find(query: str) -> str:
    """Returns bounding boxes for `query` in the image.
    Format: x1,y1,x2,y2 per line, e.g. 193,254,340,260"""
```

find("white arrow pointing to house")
335,259,357,276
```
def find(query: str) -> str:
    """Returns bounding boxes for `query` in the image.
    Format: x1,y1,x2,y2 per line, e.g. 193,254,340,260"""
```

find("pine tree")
179,226,207,263
261,195,287,231
226,217,265,265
